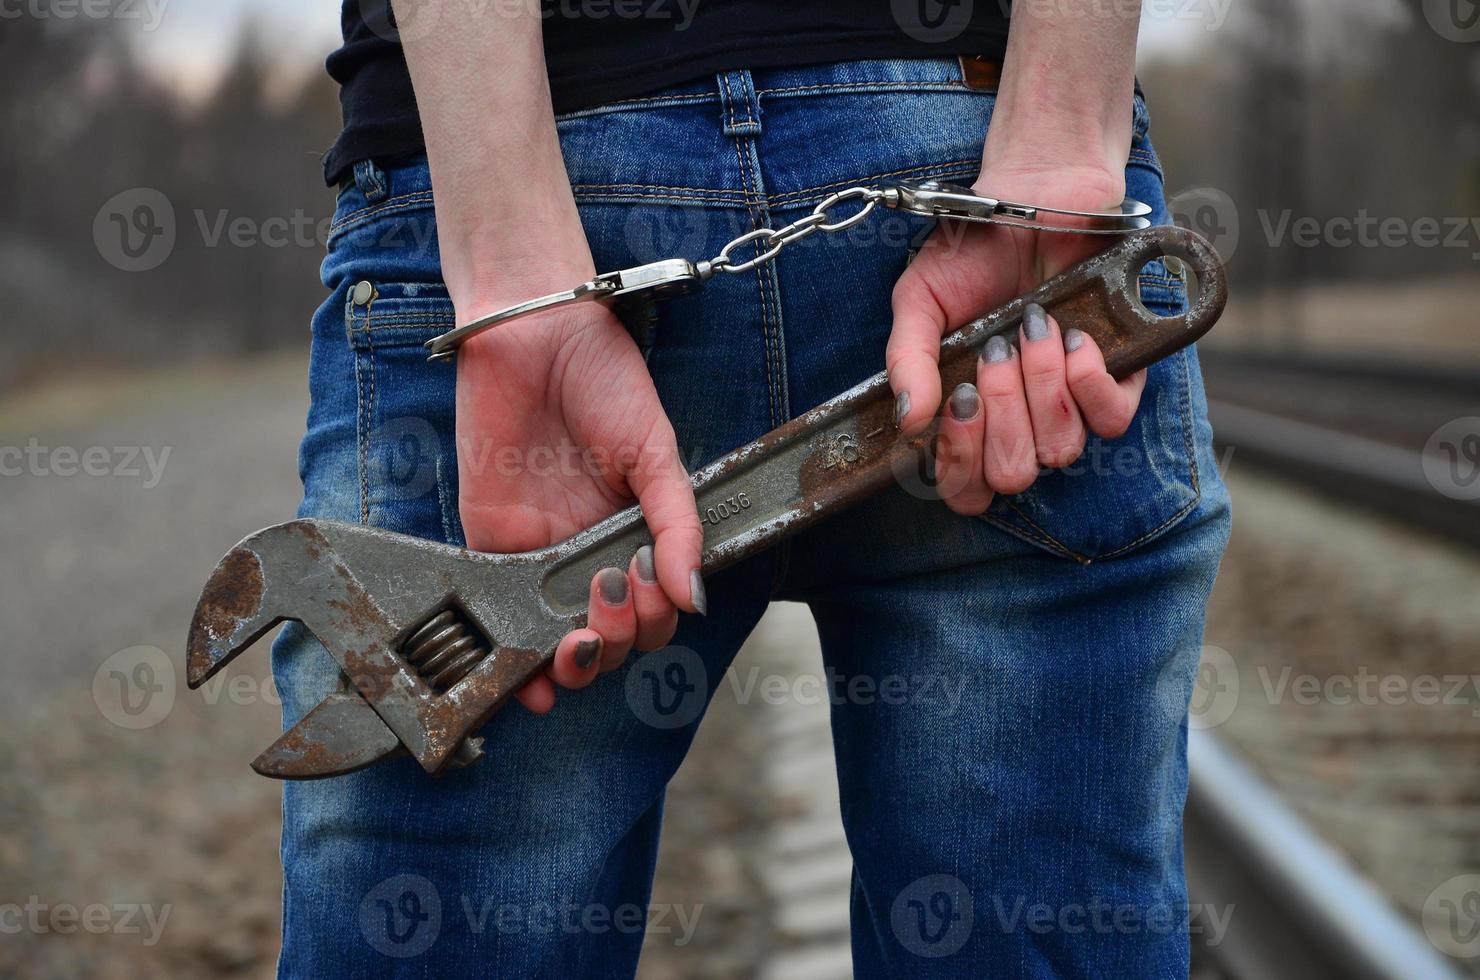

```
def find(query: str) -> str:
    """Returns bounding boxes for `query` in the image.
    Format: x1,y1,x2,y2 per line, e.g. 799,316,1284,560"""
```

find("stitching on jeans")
768,160,979,204
720,73,737,133
348,296,373,525
731,133,781,428
993,501,1085,562
573,182,746,196
754,81,973,97
732,72,758,129
573,190,750,206
1097,352,1203,560
331,191,435,233
555,91,717,118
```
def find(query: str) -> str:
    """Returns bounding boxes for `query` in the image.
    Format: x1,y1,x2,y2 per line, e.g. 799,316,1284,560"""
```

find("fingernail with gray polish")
1063,328,1084,353
983,334,1013,363
895,390,911,426
635,545,657,584
690,569,708,616
597,567,628,605
574,637,602,670
1023,302,1050,341
949,382,980,421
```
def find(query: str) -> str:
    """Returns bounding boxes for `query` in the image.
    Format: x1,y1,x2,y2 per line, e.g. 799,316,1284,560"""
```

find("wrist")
981,105,1128,189
444,240,597,324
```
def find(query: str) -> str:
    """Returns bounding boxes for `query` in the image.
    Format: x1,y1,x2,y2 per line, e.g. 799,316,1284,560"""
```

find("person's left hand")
887,164,1149,515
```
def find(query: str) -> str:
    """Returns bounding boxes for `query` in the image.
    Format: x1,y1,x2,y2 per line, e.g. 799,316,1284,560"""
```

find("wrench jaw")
185,518,575,779
186,524,301,689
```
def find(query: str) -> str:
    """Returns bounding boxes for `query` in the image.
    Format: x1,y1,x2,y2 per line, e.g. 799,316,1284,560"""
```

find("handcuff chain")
708,187,886,275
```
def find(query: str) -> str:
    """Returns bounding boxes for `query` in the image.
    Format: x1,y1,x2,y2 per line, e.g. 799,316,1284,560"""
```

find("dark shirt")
323,0,1011,185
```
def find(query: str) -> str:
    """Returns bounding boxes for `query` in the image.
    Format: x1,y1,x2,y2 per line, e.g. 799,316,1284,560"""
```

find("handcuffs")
424,178,1153,361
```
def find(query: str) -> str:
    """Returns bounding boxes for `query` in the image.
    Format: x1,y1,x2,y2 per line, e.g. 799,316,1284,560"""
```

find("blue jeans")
274,58,1230,978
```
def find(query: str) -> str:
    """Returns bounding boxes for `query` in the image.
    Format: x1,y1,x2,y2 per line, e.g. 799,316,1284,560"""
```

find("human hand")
455,302,703,714
887,166,1149,514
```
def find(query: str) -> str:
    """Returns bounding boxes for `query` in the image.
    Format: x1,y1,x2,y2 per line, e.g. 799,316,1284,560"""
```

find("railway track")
1200,347,1480,548
1185,346,1480,978
1185,732,1461,979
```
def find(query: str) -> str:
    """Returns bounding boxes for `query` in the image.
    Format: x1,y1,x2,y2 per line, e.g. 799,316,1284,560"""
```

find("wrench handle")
539,226,1225,613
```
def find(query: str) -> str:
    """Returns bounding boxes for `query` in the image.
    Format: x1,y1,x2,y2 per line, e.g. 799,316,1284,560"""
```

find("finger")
625,420,707,616
977,333,1038,496
587,566,637,671
514,673,557,714
1018,303,1086,470
887,268,947,435
629,544,678,655
1063,329,1148,439
548,627,606,691
935,382,992,515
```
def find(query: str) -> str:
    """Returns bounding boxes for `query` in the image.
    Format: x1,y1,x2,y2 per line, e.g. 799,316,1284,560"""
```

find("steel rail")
1185,731,1461,979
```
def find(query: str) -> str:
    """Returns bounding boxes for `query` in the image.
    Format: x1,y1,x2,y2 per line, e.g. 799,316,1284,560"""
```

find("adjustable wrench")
187,227,1226,779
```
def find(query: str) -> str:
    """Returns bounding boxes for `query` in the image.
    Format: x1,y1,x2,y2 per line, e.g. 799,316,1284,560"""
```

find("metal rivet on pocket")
351,280,375,306
1163,256,1186,280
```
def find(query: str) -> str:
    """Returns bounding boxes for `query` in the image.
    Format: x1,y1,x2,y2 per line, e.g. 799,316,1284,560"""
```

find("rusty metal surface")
186,226,1226,779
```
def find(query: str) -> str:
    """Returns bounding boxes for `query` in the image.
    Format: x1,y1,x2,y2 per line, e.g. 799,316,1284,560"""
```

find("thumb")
626,419,705,614
887,259,948,436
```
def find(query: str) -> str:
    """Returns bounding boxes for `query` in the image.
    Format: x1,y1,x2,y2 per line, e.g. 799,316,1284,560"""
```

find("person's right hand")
455,302,704,714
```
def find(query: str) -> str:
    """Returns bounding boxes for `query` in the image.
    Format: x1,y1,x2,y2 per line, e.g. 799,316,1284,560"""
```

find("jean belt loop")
717,69,762,138
352,158,389,204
